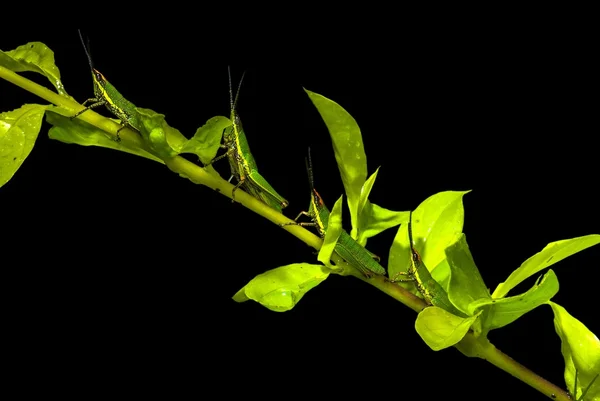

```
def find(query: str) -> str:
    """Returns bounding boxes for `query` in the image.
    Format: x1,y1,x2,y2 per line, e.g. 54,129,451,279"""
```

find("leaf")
135,107,183,159
232,263,330,312
357,202,409,247
178,116,231,165
493,234,600,298
0,42,67,95
357,167,378,222
318,196,344,269
445,234,491,315
0,104,47,189
549,301,600,400
46,109,164,164
388,190,470,283
477,270,559,331
354,167,408,246
305,89,367,238
415,306,481,351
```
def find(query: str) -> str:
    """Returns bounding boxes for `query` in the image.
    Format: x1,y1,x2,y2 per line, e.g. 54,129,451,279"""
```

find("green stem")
0,65,571,401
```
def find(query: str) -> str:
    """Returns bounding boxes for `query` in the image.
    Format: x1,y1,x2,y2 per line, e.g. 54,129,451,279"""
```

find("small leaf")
353,167,408,245
415,306,481,351
357,168,379,221
305,89,367,238
359,203,409,246
549,301,600,400
46,110,164,164
357,202,409,247
135,107,183,159
388,190,470,283
493,234,600,298
0,42,67,95
232,263,330,312
446,234,491,315
178,116,231,165
318,196,344,269
0,104,47,189
478,270,559,331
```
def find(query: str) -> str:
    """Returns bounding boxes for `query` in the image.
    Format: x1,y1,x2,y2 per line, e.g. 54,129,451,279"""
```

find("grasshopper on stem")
208,69,288,212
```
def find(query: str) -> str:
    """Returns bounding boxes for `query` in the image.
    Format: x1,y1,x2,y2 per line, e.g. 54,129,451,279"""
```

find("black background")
1,26,598,399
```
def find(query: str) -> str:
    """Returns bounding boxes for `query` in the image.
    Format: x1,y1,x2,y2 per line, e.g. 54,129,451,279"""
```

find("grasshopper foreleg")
206,146,232,167
70,98,105,120
389,271,413,283
279,211,313,228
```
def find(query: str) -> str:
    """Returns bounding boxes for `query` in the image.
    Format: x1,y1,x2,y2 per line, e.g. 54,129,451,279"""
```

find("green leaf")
318,196,344,270
0,42,67,95
388,190,470,284
232,263,330,312
0,104,47,189
354,167,409,246
476,270,559,331
357,202,409,247
178,116,231,165
357,167,378,221
446,233,491,315
415,306,481,351
305,89,367,238
46,109,164,164
549,301,600,400
493,234,600,298
135,107,183,159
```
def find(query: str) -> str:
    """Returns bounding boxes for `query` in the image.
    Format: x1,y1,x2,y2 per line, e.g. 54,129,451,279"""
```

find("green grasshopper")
280,148,386,278
208,68,288,212
390,211,466,317
70,30,140,142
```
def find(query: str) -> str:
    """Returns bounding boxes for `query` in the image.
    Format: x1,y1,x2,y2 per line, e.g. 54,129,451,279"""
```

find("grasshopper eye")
92,69,105,82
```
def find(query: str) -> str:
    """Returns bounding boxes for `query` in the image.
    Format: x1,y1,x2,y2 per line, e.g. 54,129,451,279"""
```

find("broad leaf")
318,196,344,270
389,190,470,283
446,233,490,315
415,306,481,351
493,234,600,298
0,104,47,189
478,270,559,331
549,301,600,400
178,116,231,165
46,110,164,164
305,89,367,238
232,263,330,312
0,42,67,95
136,107,185,159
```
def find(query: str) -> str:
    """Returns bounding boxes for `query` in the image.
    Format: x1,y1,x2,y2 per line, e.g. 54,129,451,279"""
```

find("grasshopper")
390,211,466,317
70,30,141,142
208,68,288,212
280,148,386,278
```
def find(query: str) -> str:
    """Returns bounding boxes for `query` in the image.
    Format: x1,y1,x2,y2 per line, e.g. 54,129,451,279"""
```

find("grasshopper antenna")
305,147,315,192
228,66,246,115
408,211,414,247
77,29,94,70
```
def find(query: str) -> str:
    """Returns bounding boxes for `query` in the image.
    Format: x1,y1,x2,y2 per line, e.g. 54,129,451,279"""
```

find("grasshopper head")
91,68,107,87
309,188,328,237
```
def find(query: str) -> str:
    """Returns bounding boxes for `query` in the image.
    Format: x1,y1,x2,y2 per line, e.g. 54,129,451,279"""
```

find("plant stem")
1,66,572,401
